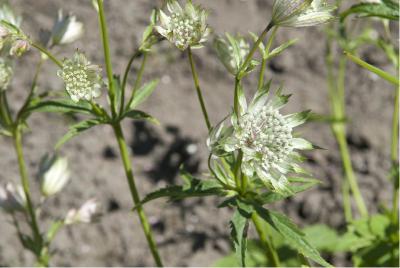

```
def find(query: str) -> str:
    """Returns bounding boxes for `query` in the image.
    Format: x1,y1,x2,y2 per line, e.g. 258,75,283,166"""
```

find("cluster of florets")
156,0,210,50
57,52,103,102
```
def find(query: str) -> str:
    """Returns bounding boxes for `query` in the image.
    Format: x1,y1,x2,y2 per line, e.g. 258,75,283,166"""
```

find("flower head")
271,0,335,28
155,0,210,50
0,2,23,52
0,182,26,213
9,39,29,56
65,199,100,225
0,58,12,90
209,85,313,193
39,154,70,197
214,33,250,75
50,10,84,47
57,52,103,102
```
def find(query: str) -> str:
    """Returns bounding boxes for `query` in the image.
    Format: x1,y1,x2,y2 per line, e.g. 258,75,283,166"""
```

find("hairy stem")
251,213,281,267
188,47,211,130
112,123,163,267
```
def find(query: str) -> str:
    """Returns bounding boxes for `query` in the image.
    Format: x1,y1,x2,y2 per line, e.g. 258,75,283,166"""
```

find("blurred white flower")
0,2,21,28
271,0,335,28
0,182,26,213
57,52,103,102
39,155,70,197
0,58,12,91
9,39,29,56
65,199,100,225
155,0,210,50
50,10,84,46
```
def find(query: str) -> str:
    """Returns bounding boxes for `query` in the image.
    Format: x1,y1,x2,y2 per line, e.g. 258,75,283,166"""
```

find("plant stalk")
112,123,163,267
188,47,211,130
120,50,143,114
257,26,278,90
391,85,399,223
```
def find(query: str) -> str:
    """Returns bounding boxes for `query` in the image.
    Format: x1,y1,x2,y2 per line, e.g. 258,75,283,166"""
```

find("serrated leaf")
255,206,331,267
230,209,249,267
123,109,159,125
128,79,159,109
55,119,103,149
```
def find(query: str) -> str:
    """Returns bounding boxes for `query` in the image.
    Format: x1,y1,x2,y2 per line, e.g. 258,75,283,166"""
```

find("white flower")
65,199,100,225
50,10,84,46
0,183,26,213
57,52,103,103
9,39,29,56
214,34,250,75
271,0,336,28
0,58,12,91
39,155,70,197
209,86,313,193
155,0,210,51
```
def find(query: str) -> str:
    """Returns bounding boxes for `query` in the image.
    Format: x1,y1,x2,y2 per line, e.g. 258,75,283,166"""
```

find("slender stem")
112,123,163,267
239,23,273,77
125,52,149,112
257,27,278,90
187,47,211,130
13,126,43,253
391,86,399,223
0,91,12,126
341,179,353,222
30,42,62,67
120,50,143,115
251,213,281,267
96,0,116,117
233,150,243,190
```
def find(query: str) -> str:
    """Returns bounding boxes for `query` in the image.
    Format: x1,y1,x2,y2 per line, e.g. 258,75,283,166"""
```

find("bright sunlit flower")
39,155,71,197
65,199,100,225
155,0,210,51
57,52,103,103
209,86,313,193
0,183,26,213
50,10,84,46
0,58,12,91
214,33,250,75
271,0,335,28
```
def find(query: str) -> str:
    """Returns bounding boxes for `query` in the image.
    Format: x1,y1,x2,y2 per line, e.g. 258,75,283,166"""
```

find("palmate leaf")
55,119,104,149
341,0,399,21
133,171,225,210
254,206,331,267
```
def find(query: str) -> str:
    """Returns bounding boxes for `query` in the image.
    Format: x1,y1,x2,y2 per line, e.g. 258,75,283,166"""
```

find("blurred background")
0,0,396,266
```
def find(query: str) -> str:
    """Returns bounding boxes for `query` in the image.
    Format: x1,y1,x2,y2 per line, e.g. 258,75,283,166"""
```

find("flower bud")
0,183,26,213
65,199,100,225
9,39,30,57
0,58,13,91
271,0,335,28
51,10,84,46
39,155,70,197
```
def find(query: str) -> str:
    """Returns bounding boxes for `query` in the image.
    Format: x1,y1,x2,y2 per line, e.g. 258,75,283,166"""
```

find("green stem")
0,91,12,126
125,52,149,112
13,126,43,255
391,86,399,223
257,27,278,90
341,179,353,222
251,213,281,267
96,0,116,117
120,50,143,115
234,150,243,190
187,47,211,130
30,42,62,67
112,123,163,267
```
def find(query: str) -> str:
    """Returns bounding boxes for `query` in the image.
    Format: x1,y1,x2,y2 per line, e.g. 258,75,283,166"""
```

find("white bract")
155,0,210,50
0,183,26,213
214,34,250,75
39,155,71,197
51,10,84,46
0,58,12,91
271,0,335,28
65,199,99,225
57,52,103,102
209,86,313,193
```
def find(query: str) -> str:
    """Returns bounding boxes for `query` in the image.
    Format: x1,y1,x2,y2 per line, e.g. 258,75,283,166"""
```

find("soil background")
0,0,397,266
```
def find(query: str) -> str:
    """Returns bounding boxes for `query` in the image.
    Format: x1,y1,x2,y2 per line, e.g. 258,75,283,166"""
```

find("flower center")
170,13,201,49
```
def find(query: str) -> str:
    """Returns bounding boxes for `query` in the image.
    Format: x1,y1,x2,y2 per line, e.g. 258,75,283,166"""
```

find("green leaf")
255,206,331,267
267,39,298,60
134,172,224,210
122,109,159,125
25,99,94,115
303,224,340,252
341,1,399,21
128,79,159,109
55,119,103,149
230,209,249,267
